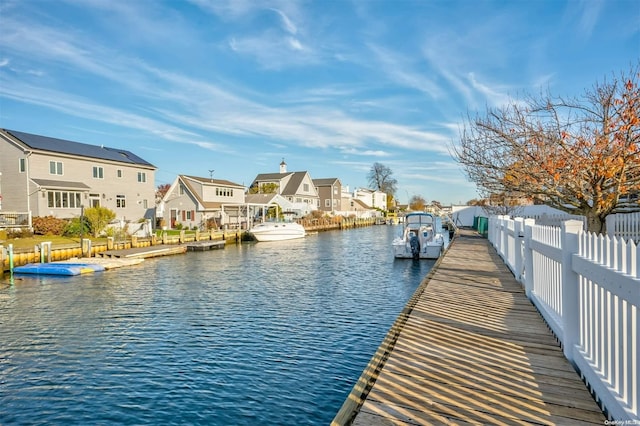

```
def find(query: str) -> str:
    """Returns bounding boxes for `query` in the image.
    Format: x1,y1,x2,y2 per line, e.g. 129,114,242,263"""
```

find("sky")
0,0,638,205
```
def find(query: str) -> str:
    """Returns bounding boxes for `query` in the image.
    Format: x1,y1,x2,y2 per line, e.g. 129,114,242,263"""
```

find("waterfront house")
0,129,156,224
247,159,319,218
352,187,388,211
159,175,245,230
313,177,343,213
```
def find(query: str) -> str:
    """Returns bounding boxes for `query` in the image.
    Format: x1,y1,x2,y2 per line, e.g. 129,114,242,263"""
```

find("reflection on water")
0,226,434,425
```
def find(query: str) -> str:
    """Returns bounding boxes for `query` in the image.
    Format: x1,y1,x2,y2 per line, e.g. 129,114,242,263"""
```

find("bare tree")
367,162,398,195
452,65,640,233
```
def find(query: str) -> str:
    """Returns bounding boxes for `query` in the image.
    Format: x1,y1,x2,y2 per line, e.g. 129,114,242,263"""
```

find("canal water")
0,225,435,425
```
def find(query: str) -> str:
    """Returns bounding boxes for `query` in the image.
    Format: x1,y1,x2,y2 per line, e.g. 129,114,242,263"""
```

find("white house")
247,159,319,217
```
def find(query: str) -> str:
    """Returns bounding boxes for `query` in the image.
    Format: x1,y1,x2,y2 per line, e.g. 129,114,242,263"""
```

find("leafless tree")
367,162,398,195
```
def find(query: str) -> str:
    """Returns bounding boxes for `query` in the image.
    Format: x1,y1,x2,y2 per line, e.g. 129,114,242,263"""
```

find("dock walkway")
334,229,605,425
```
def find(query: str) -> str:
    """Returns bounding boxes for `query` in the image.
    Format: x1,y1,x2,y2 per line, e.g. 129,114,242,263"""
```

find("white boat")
392,212,449,259
249,221,306,242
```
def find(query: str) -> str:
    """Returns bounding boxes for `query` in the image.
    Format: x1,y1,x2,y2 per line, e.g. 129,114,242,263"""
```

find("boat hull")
250,223,306,242
393,240,443,259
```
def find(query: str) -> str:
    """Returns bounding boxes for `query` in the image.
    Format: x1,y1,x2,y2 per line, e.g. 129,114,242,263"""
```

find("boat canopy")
405,213,434,226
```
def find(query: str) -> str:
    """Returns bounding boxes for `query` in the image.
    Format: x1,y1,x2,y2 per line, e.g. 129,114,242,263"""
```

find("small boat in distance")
249,221,306,242
392,212,450,259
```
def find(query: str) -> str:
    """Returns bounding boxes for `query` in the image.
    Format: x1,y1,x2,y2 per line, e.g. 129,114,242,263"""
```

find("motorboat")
249,221,306,242
392,212,449,259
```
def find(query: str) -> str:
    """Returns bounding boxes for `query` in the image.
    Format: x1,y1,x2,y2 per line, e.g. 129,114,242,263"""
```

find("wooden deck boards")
340,230,605,426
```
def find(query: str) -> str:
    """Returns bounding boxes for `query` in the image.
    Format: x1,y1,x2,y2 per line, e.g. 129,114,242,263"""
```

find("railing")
0,211,31,229
489,215,639,422
607,211,640,243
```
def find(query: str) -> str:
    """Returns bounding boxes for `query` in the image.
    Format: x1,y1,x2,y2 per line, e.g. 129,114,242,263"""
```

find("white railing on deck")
489,215,639,422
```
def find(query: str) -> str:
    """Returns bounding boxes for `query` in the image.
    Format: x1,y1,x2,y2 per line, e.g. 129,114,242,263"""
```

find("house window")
116,195,126,208
93,166,104,179
47,191,82,208
49,161,63,175
117,169,123,178
303,184,309,192
215,187,234,197
186,210,192,220
143,199,148,209
138,172,146,183
19,158,26,173
179,185,185,195
325,199,331,207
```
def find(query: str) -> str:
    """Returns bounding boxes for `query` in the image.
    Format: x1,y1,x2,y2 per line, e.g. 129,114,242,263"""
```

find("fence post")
605,215,614,238
523,219,535,298
514,218,524,282
560,219,584,363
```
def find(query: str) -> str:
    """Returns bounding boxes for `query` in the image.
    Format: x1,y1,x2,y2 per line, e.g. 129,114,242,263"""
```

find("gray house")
0,129,156,223
159,174,245,230
313,177,343,213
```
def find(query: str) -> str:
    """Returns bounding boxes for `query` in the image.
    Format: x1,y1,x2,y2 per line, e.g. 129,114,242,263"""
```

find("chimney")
279,158,287,174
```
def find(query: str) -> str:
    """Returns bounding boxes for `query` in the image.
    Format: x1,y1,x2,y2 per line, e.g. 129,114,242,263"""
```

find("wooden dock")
185,240,226,251
98,245,186,259
333,229,605,425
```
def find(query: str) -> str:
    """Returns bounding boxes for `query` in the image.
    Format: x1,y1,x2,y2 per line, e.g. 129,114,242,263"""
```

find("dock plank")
335,230,605,425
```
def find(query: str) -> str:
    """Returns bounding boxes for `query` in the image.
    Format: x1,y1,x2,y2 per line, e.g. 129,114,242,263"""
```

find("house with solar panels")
0,129,156,225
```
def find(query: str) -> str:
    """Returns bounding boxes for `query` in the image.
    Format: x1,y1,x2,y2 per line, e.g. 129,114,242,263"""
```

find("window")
186,210,192,220
117,169,123,178
143,199,148,209
49,161,63,175
138,172,146,183
179,185,185,195
303,184,309,192
19,158,26,173
325,199,331,207
116,195,126,208
93,166,104,179
47,191,82,208
215,187,234,197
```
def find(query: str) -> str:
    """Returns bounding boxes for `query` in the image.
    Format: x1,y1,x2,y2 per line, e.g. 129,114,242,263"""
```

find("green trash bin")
473,216,479,230
477,216,488,238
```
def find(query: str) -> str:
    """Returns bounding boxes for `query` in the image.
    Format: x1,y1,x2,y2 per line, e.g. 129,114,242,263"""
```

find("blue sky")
0,0,638,205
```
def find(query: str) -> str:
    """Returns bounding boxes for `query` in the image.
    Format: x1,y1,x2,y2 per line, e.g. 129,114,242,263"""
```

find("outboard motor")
409,234,420,259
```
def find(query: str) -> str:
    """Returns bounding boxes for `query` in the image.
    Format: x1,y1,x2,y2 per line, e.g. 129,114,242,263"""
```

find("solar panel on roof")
5,129,155,167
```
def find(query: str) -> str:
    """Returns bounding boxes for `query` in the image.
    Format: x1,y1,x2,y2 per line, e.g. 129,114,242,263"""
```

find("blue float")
13,263,105,276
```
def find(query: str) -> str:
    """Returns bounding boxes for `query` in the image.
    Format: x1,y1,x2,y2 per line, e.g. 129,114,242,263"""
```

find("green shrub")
63,217,91,237
84,206,116,237
33,216,68,235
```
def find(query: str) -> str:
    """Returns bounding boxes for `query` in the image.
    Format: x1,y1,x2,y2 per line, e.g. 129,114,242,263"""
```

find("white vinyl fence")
489,215,639,422
607,212,640,243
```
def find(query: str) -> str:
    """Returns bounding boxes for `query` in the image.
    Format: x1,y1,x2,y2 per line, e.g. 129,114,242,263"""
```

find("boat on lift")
392,212,449,259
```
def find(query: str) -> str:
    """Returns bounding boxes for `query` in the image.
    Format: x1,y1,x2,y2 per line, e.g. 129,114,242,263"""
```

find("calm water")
0,226,434,425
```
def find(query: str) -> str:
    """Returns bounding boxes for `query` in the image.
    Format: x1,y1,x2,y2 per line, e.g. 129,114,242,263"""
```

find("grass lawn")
0,235,108,251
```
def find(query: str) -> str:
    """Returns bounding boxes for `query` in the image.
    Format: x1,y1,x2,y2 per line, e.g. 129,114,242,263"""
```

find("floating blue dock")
13,263,106,276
